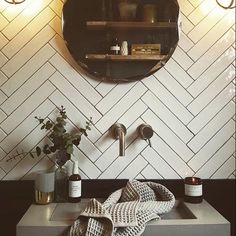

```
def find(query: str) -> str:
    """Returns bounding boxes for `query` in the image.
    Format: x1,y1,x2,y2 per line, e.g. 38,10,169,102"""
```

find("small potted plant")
34,105,92,202
7,105,92,202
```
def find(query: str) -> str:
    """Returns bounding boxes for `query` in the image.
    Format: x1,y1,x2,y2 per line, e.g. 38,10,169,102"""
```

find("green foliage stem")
6,106,93,165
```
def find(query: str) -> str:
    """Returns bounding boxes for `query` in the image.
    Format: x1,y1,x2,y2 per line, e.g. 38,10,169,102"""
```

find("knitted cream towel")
70,180,175,236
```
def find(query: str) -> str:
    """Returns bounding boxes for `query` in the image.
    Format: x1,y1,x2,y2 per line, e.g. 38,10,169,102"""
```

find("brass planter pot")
34,171,55,205
35,190,54,205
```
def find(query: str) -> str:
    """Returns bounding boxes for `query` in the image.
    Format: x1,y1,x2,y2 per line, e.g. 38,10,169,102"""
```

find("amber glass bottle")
68,160,81,203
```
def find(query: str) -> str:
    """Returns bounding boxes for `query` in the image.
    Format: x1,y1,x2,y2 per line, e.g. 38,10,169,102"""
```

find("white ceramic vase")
121,41,128,55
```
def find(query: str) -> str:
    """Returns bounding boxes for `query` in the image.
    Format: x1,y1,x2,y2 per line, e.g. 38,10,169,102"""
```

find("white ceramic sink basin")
17,199,230,236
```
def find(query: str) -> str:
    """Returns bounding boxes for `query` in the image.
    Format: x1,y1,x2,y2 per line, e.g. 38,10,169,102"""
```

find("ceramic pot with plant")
34,106,92,202
7,106,92,202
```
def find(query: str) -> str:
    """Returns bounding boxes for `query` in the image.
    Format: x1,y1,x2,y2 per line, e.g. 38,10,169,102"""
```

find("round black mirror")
62,0,180,82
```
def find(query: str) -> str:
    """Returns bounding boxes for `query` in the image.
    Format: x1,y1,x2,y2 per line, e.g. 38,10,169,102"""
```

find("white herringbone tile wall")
0,0,235,180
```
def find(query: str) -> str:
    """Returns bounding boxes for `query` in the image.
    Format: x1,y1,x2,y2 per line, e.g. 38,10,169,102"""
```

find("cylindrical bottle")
68,160,81,203
110,38,120,55
55,165,68,203
184,177,203,203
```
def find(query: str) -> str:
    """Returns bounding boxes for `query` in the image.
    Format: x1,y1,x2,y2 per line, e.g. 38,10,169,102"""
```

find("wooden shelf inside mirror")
63,0,180,81
86,21,177,30
85,54,167,61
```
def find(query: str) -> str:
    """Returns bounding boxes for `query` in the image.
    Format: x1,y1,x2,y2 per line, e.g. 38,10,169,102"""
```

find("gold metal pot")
35,190,54,205
34,171,55,204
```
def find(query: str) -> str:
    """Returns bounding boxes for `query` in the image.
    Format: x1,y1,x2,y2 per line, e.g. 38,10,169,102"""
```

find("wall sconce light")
216,0,235,9
4,0,25,4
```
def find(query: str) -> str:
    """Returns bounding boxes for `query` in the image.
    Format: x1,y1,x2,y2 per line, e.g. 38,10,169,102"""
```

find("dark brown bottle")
110,38,120,55
68,160,81,203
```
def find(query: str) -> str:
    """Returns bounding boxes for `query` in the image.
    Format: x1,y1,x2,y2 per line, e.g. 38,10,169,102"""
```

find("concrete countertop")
17,199,230,236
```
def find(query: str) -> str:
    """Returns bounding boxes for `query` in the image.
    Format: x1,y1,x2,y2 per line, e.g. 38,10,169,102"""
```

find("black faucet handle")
137,124,153,147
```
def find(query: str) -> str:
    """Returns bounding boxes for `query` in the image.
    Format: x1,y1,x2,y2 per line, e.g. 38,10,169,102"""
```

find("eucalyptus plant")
7,106,92,166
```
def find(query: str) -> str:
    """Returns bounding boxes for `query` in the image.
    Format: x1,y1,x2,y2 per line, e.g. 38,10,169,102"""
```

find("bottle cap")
73,160,79,175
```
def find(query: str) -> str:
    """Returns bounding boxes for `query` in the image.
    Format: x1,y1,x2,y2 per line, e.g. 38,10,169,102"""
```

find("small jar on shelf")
110,38,120,55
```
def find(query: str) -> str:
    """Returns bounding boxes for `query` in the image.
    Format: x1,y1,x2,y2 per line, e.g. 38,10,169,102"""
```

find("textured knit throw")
69,180,175,236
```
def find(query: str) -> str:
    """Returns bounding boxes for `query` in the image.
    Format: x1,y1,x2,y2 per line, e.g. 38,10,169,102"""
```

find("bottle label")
69,180,81,198
185,184,202,197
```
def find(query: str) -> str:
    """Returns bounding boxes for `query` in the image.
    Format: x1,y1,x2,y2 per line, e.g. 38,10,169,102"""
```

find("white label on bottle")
185,184,202,197
69,180,81,198
110,45,120,51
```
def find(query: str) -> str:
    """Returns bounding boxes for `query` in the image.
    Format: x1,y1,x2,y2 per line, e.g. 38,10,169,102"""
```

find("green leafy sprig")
6,106,92,166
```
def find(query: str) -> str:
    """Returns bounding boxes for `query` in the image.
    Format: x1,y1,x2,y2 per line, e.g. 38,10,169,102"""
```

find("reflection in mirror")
62,0,180,82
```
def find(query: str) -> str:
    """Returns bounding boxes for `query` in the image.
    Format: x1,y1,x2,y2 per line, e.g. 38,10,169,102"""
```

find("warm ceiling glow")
4,0,25,4
199,0,235,21
200,0,217,14
216,0,235,9
225,7,236,20
2,0,43,17
23,0,43,16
